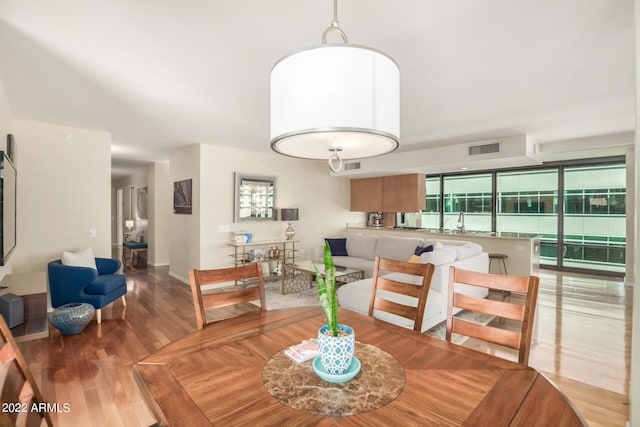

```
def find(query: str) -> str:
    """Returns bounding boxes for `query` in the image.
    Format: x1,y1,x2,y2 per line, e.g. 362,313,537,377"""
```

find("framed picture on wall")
137,187,148,219
173,179,192,214
234,173,276,222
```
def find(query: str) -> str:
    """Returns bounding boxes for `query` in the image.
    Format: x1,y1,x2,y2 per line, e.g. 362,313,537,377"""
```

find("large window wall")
496,169,558,267
562,164,626,273
422,159,626,275
444,174,492,232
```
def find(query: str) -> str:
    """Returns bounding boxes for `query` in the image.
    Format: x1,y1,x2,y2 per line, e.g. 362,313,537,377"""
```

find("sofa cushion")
454,242,483,260
419,247,457,266
344,233,378,260
86,274,126,295
375,236,424,261
123,241,148,250
325,238,348,256
62,247,97,270
332,256,375,278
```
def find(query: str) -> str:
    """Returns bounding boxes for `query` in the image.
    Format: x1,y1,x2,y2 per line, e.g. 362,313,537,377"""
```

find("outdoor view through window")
421,162,625,274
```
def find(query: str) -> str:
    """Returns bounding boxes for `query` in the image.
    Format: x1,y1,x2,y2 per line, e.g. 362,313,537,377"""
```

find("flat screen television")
0,151,16,265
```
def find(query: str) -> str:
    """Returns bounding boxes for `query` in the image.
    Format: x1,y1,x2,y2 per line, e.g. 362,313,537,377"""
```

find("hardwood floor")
464,271,631,427
17,264,631,426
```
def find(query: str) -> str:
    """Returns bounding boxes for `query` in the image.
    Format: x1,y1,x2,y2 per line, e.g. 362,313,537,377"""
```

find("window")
422,177,441,229
442,174,492,232
563,165,626,273
497,169,558,267
423,160,626,275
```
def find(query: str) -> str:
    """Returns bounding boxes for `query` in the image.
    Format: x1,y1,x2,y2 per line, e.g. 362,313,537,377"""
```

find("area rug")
424,311,495,344
261,278,320,311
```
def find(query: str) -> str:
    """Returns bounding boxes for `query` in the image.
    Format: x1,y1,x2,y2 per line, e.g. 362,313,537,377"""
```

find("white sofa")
329,233,489,333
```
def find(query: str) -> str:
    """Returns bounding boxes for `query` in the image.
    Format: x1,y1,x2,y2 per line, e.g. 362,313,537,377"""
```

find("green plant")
314,242,338,336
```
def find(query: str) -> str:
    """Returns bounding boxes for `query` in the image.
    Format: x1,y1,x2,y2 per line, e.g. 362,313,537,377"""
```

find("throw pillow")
418,247,457,266
454,242,483,260
127,230,139,242
62,247,98,270
414,244,434,256
325,238,348,256
407,254,420,263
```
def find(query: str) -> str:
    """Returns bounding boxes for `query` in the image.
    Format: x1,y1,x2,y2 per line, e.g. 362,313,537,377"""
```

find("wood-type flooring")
17,261,631,426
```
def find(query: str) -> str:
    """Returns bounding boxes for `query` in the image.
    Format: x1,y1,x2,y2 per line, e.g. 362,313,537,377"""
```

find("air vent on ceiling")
344,162,361,170
469,141,500,156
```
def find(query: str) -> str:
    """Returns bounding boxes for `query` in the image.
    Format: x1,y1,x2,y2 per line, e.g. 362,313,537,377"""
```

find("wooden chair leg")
121,295,127,306
96,309,102,324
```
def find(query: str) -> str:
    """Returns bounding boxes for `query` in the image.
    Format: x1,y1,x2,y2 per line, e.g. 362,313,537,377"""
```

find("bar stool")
489,253,508,275
489,253,510,303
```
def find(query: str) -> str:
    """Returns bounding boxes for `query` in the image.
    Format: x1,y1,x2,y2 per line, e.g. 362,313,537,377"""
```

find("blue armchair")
47,258,127,324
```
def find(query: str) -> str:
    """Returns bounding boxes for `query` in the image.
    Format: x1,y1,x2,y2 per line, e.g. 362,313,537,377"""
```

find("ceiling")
0,0,634,180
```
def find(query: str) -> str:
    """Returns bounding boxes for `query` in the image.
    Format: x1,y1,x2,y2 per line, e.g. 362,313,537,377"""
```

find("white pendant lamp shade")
270,45,400,160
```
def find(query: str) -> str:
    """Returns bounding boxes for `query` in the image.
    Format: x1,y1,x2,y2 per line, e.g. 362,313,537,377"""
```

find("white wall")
147,162,170,266
9,120,112,272
168,143,352,282
169,144,201,282
0,78,14,277
631,1,639,424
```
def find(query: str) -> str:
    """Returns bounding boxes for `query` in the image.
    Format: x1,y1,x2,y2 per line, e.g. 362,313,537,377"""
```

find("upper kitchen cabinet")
382,174,426,212
350,174,426,212
351,177,383,212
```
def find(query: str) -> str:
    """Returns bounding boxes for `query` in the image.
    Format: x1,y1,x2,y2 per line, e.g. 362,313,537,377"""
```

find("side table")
282,261,364,294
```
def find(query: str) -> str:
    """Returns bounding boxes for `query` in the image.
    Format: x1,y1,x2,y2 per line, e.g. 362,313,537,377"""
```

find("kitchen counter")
346,226,540,277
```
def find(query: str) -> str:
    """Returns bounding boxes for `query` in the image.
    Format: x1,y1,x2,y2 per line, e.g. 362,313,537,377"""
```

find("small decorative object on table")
284,339,319,363
49,302,95,335
314,243,357,379
281,208,299,240
272,261,283,276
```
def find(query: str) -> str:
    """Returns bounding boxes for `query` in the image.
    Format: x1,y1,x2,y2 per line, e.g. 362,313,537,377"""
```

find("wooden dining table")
133,307,586,426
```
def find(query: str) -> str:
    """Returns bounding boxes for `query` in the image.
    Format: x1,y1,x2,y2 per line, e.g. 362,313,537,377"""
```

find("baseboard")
168,271,189,285
149,261,170,267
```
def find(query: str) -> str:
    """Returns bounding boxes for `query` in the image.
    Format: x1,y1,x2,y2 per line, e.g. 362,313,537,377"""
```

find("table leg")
281,268,313,295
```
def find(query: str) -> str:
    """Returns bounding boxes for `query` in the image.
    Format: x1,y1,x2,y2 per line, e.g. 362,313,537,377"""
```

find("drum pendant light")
270,0,400,172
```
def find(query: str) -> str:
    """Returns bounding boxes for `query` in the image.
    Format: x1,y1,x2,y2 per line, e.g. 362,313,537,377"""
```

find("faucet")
456,211,465,233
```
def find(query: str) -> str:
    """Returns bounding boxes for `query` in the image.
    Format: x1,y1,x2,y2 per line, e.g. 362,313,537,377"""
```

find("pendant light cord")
322,0,348,44
331,0,339,27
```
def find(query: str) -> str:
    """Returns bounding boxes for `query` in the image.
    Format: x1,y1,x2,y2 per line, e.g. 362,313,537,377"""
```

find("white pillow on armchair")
62,247,98,270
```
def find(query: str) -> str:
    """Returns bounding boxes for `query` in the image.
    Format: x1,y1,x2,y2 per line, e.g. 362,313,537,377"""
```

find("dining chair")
188,263,267,330
368,256,435,332
0,315,54,427
446,266,540,365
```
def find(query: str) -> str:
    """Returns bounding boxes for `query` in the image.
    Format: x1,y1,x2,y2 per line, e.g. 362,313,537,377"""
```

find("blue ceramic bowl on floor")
49,303,95,335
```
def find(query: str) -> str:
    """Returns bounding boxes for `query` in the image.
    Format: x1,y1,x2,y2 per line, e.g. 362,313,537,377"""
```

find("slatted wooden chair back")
188,263,267,330
446,266,540,365
0,315,53,427
368,257,435,332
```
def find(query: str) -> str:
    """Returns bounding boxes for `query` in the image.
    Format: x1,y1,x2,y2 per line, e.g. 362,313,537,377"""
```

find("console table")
0,271,49,342
229,239,298,277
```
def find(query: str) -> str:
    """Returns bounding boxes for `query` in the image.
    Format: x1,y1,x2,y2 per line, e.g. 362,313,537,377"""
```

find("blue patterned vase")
49,303,95,335
318,324,355,375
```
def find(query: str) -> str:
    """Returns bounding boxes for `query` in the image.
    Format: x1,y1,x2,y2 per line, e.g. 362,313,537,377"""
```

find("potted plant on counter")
314,242,356,376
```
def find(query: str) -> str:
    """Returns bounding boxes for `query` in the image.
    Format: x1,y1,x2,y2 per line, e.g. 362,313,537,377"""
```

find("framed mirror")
234,173,276,222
